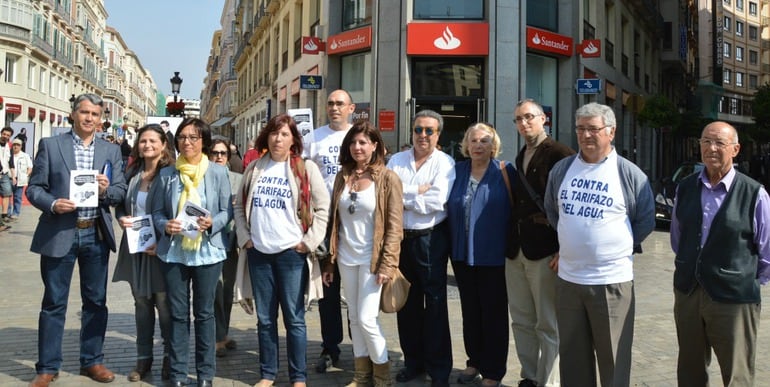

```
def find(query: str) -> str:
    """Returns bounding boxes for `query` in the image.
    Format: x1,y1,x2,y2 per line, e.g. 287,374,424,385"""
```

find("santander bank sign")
526,26,573,57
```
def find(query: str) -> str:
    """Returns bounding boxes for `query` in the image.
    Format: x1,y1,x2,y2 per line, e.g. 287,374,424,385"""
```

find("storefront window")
414,0,484,20
343,0,373,30
525,54,558,135
412,59,483,97
341,52,371,104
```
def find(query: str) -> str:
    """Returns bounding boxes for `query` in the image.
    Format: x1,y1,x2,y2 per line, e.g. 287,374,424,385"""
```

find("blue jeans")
36,226,109,374
396,221,453,382
134,292,171,359
161,261,223,383
8,184,23,216
248,247,309,382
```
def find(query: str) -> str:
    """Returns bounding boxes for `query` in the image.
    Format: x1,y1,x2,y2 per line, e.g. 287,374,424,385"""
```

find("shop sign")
300,75,323,90
407,22,489,56
526,26,573,57
576,78,601,94
302,36,325,55
579,39,601,57
5,103,21,114
327,26,372,55
378,110,395,132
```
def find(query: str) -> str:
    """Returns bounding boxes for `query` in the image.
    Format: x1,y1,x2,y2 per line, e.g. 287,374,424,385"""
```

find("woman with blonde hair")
446,122,515,387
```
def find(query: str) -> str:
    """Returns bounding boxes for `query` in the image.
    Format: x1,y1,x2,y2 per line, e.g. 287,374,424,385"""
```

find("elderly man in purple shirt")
670,121,770,386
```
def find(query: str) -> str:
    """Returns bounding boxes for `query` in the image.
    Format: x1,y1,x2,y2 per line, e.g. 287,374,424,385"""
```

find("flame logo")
532,33,542,44
304,39,318,51
583,41,598,54
433,26,461,50
330,40,339,50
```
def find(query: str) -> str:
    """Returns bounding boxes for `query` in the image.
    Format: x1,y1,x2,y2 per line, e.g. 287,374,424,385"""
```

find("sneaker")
518,379,538,387
314,350,339,373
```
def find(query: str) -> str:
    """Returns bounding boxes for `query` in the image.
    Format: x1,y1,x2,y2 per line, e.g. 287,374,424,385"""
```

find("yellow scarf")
176,155,209,251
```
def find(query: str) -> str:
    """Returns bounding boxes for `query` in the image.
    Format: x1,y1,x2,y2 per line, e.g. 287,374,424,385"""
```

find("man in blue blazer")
26,94,127,387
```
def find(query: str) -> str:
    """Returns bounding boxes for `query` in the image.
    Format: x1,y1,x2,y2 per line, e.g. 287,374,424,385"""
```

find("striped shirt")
72,131,98,220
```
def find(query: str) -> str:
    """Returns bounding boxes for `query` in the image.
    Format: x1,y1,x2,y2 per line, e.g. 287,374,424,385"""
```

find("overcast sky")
104,0,223,99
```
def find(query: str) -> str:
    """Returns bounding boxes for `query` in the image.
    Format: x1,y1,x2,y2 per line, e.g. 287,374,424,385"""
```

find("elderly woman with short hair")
446,122,515,387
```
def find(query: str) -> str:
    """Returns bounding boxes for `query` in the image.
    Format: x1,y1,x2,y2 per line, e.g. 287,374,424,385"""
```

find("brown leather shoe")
80,364,115,383
29,372,59,387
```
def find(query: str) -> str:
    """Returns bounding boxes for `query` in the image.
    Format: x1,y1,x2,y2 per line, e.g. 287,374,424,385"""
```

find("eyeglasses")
413,126,438,136
699,138,736,149
575,126,609,135
210,151,228,157
514,113,542,123
177,136,201,143
327,101,348,107
348,191,358,214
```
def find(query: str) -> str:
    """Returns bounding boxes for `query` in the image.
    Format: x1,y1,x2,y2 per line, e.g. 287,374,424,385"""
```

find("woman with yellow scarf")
149,118,232,387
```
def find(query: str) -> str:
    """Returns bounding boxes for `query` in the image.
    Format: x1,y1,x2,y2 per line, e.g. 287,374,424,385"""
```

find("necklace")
348,169,365,214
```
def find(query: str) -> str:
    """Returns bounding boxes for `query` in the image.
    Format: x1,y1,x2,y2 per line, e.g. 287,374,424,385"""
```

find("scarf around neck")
176,155,209,251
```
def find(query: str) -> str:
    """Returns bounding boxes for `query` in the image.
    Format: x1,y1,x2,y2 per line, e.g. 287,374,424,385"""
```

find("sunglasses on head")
413,126,437,136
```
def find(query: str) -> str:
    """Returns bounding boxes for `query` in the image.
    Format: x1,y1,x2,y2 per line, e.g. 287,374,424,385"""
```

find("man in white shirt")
303,89,356,373
544,103,655,387
387,109,455,386
8,138,32,219
0,127,15,228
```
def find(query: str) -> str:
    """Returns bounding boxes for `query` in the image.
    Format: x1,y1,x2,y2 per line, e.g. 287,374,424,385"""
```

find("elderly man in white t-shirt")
8,138,32,219
543,103,655,387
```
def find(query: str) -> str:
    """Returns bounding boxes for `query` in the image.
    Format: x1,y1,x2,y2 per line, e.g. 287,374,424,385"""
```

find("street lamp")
170,72,183,102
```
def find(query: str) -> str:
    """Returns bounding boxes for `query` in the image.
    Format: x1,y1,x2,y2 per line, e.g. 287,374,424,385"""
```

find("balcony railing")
0,23,29,42
31,35,54,57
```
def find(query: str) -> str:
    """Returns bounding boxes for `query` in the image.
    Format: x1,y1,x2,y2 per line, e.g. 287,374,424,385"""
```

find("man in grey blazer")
26,94,127,387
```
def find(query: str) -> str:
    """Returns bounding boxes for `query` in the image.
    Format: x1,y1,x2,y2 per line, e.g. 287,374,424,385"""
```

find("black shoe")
169,380,189,387
198,380,212,387
519,379,538,387
431,380,450,387
395,367,424,383
314,350,339,373
457,369,480,384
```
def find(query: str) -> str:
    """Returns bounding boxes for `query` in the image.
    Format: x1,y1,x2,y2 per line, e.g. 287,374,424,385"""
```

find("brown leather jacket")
326,165,404,278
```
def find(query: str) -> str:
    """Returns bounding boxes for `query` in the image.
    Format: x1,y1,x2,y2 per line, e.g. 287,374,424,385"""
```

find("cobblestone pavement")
1,207,769,386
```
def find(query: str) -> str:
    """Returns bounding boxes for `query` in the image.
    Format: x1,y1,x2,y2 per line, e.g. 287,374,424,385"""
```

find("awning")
5,104,21,114
210,116,234,127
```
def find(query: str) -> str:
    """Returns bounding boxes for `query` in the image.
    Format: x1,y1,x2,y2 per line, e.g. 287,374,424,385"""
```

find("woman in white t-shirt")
323,121,404,387
233,113,329,387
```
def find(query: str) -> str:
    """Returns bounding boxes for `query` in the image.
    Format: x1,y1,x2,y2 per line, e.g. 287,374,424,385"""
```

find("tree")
637,95,679,130
751,83,770,143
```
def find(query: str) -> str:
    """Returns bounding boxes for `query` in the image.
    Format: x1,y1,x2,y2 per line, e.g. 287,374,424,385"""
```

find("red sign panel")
27,107,35,118
407,23,489,56
39,110,46,121
378,110,396,132
302,36,325,55
5,103,21,114
526,26,573,57
49,112,55,123
328,26,372,55
579,39,602,57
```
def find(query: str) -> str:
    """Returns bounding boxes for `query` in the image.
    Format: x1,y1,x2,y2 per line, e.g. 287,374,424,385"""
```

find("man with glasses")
387,109,455,386
27,93,127,387
543,102,654,387
509,99,574,387
302,89,356,373
670,121,770,385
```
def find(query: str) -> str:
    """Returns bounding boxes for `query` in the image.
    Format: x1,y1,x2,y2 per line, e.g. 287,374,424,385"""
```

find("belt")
75,218,96,229
404,227,433,239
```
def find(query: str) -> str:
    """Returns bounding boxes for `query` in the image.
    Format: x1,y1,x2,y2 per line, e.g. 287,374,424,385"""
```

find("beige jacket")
233,154,330,307
326,165,404,278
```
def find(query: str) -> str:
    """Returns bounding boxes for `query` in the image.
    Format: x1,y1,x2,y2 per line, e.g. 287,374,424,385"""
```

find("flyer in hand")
126,215,157,253
176,201,211,239
70,170,99,207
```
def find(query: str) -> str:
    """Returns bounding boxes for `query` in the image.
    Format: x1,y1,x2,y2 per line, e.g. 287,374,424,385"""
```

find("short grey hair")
413,109,444,131
575,102,616,132
72,93,104,113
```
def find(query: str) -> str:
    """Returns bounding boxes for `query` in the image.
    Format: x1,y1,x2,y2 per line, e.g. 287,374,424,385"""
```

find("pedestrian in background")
233,114,329,387
112,124,174,382
671,121,770,386
446,123,513,387
149,118,232,387
8,138,32,220
544,102,655,387
508,98,575,387
387,109,455,386
0,126,15,230
27,93,127,387
209,136,243,357
324,121,403,387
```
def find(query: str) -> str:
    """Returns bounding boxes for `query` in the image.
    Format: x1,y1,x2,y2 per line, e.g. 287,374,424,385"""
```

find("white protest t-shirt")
303,125,350,195
556,150,634,285
249,160,303,254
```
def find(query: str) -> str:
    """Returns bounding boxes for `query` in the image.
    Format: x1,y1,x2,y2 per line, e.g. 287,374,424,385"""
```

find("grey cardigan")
544,151,655,253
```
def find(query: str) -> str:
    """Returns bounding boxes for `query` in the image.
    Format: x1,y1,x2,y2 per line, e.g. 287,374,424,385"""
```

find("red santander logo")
526,26,573,57
407,23,489,56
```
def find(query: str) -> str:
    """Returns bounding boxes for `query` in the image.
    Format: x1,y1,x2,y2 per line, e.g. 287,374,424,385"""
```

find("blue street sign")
576,78,601,94
300,75,323,90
